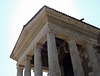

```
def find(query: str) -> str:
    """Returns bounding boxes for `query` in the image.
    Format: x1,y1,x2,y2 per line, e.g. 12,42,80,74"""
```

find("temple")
10,6,100,76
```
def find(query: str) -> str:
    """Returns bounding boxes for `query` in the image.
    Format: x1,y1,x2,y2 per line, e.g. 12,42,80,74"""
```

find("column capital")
85,41,94,47
24,55,31,76
34,43,42,76
66,36,79,43
25,55,32,60
68,37,85,76
43,29,57,39
47,28,61,76
67,37,76,43
85,42,97,53
16,64,24,70
46,29,57,35
34,43,43,50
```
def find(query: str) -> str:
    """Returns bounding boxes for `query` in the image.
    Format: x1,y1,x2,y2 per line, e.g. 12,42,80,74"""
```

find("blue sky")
0,0,100,76
0,0,19,76
74,0,100,28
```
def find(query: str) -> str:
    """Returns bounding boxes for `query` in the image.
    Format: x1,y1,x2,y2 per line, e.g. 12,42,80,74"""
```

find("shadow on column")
63,53,74,76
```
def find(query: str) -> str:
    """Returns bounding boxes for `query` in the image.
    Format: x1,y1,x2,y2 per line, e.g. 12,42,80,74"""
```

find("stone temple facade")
10,6,100,76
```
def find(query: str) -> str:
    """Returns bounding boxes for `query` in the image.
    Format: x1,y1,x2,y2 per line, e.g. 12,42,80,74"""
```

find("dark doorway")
63,53,74,76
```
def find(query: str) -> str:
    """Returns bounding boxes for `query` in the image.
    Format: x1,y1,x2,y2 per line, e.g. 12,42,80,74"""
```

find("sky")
0,0,100,76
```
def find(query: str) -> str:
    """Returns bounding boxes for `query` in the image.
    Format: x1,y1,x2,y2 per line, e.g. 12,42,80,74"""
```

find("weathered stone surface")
24,56,31,76
68,39,85,76
17,69,23,76
17,64,24,76
86,44,100,76
34,43,42,76
47,31,61,76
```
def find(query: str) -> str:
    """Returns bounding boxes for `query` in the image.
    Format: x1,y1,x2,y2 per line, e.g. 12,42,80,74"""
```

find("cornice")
48,17,98,39
45,8,100,38
10,8,47,60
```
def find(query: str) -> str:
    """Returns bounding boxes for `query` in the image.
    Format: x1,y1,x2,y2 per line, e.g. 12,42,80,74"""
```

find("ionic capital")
25,55,32,60
46,29,57,36
85,42,97,52
16,64,24,70
85,41,93,47
66,37,76,43
34,43,43,50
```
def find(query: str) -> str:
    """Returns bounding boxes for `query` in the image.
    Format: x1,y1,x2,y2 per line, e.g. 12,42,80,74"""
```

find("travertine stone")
68,39,85,76
47,30,60,76
89,72,94,76
17,69,23,76
24,55,32,76
86,44,100,76
34,43,42,76
17,65,23,76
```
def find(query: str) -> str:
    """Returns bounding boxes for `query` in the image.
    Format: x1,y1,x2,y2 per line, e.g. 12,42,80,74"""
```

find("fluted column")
34,43,42,76
68,39,85,76
17,65,23,76
47,30,60,76
86,44,100,76
24,55,32,76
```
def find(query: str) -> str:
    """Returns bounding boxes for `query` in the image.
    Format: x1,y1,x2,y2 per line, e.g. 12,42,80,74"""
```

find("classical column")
24,55,32,76
86,44,100,76
68,39,84,76
17,64,23,76
34,43,42,76
47,30,60,76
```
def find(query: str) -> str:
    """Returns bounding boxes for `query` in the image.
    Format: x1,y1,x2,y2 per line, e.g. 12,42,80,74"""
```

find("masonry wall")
78,45,93,76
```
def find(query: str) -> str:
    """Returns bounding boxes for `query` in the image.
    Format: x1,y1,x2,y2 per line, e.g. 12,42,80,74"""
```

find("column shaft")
68,39,84,76
17,65,23,76
24,56,31,76
86,44,100,76
17,69,23,76
34,44,42,76
47,32,60,76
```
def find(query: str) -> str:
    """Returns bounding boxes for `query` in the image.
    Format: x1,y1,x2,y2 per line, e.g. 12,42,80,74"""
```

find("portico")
10,6,100,76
